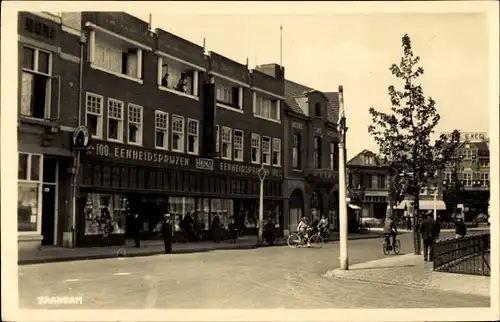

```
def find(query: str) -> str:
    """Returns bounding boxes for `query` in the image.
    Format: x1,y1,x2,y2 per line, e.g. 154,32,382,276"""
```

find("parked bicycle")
287,228,324,248
382,234,401,255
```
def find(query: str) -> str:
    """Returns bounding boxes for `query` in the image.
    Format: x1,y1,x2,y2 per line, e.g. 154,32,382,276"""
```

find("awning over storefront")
348,204,361,210
396,200,446,211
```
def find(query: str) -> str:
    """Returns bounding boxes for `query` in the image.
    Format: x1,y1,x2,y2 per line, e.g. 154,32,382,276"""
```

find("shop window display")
210,199,233,229
18,153,42,232
84,193,127,236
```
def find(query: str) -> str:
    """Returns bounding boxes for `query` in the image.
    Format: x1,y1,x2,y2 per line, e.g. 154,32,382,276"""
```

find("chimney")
255,63,284,80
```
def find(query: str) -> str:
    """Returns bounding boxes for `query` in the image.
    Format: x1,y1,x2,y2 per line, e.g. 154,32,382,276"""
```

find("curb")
18,233,383,265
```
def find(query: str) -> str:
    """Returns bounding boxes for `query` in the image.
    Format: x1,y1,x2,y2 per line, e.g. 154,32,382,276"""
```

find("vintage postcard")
1,1,499,321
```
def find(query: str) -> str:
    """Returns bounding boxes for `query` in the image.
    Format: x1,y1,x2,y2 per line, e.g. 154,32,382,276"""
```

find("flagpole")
280,24,283,67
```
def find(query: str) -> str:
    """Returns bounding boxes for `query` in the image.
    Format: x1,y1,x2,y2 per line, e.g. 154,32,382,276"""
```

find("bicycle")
382,233,401,255
287,228,324,248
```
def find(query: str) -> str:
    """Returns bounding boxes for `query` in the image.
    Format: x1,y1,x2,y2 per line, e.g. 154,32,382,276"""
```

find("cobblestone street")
19,232,489,309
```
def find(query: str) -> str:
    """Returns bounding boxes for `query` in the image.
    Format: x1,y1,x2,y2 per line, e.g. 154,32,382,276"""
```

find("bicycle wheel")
393,239,401,254
382,239,389,255
309,235,324,248
287,233,301,248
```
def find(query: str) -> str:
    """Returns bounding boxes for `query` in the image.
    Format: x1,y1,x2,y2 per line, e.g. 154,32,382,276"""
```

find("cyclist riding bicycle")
297,217,311,247
317,215,328,238
383,215,398,249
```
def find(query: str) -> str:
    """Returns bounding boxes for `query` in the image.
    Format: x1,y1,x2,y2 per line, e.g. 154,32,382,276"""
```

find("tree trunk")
387,173,395,218
411,191,422,255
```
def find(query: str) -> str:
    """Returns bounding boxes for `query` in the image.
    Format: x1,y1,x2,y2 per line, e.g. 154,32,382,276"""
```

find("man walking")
161,214,173,254
419,213,436,261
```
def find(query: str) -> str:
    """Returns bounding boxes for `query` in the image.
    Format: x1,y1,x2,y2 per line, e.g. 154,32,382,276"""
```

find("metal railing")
433,233,490,276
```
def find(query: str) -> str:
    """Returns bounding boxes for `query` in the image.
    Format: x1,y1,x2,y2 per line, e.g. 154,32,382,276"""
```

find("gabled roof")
284,79,339,124
347,149,386,167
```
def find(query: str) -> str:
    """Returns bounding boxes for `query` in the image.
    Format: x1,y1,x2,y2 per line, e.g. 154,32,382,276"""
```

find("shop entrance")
41,184,56,245
41,157,58,245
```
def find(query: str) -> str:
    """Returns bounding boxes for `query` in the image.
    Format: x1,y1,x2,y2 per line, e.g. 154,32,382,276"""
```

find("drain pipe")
70,32,86,248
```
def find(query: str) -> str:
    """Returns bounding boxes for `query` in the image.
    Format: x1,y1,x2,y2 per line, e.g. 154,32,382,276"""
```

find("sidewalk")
19,231,383,265
324,253,490,297
369,227,488,234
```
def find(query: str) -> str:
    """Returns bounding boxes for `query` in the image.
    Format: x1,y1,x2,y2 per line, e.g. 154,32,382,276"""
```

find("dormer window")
157,54,200,100
364,155,375,165
87,23,147,83
314,102,322,117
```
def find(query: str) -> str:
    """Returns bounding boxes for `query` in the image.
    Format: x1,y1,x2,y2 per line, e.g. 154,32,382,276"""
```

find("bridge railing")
433,233,490,276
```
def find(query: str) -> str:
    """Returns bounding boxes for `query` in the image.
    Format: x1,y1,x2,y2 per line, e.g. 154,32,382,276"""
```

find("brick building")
442,132,490,221
347,149,446,225
278,79,340,234
18,11,286,248
17,12,83,250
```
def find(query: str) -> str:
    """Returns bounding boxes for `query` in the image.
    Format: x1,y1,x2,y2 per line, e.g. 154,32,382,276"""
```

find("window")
233,130,244,161
480,173,489,186
107,98,124,141
127,104,143,145
187,119,199,155
262,136,271,165
21,46,52,119
464,150,473,159
364,155,375,165
159,58,197,97
83,193,127,235
90,32,143,81
155,111,168,149
314,137,322,169
272,138,281,167
254,94,280,121
216,83,240,108
221,127,232,160
329,142,335,170
378,175,386,189
251,133,261,164
444,172,452,183
315,102,322,117
172,115,185,152
463,173,473,186
18,153,43,233
85,93,103,139
292,134,301,169
215,125,220,154
371,175,379,189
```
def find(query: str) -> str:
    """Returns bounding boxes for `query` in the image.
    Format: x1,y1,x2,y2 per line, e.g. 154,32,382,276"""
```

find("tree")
368,34,461,254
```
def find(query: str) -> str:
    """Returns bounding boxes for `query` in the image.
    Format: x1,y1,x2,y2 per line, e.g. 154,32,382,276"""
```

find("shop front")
77,142,284,247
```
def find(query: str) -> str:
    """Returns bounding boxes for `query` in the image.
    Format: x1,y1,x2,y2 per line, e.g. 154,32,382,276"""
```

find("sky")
131,11,490,160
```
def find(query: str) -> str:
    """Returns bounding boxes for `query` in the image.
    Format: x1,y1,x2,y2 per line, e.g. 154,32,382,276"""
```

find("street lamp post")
257,164,267,243
337,85,349,270
433,184,438,221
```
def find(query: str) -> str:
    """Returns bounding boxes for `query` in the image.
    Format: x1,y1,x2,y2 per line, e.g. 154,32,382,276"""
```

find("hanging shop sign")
84,142,283,178
72,126,91,150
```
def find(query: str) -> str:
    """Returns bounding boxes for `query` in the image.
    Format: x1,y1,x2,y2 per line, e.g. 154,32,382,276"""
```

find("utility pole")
337,85,349,270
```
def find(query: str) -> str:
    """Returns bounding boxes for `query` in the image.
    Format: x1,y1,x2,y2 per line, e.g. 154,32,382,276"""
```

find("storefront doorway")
41,184,56,245
41,157,57,245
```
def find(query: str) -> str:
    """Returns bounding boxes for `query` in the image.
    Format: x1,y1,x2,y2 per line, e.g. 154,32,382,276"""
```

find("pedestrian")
406,217,412,231
132,213,142,248
419,213,436,262
161,214,173,253
455,218,467,238
434,215,442,241
228,217,238,243
211,215,221,243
